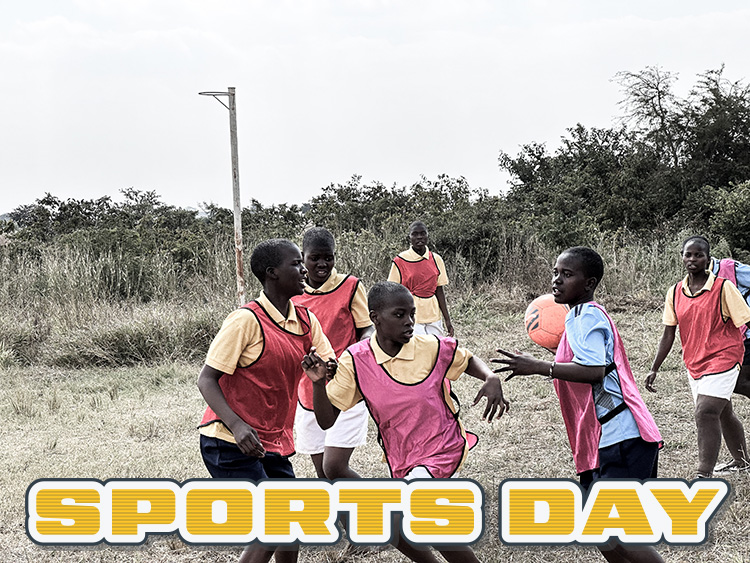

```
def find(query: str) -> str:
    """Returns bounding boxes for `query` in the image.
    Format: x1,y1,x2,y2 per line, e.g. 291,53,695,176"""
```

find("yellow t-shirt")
387,246,449,324
200,292,335,443
302,268,372,329
326,334,472,412
662,272,750,327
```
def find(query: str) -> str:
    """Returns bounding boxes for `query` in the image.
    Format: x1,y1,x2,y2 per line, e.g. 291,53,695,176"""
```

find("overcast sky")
2,1,750,213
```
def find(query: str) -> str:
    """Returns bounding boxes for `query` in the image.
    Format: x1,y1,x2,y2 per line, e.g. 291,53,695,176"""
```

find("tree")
683,66,750,190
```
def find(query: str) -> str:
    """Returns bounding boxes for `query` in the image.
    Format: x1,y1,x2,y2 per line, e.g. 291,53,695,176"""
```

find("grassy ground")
4,299,750,562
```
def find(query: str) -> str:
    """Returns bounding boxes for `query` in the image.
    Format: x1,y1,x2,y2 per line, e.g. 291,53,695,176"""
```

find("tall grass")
0,229,691,367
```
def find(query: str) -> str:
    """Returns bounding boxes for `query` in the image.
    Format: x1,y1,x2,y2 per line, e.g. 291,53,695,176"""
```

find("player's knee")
695,399,723,422
322,458,350,479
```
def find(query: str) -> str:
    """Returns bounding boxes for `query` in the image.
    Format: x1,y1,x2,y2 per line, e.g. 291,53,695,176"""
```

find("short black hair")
560,246,604,285
302,227,335,252
250,238,299,284
682,235,710,254
408,220,427,233
368,281,412,312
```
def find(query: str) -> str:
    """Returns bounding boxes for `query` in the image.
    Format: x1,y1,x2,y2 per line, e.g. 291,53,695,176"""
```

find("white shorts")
413,320,444,337
688,365,740,403
294,401,369,455
404,466,460,480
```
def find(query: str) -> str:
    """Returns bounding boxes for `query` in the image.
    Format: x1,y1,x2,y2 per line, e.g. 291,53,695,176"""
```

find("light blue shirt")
711,257,750,307
564,303,641,448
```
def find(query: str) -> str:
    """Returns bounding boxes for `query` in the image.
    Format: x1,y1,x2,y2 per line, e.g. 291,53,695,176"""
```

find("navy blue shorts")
579,437,659,490
200,435,295,481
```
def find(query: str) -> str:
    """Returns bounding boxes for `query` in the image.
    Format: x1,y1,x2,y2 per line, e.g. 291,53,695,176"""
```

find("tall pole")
199,87,246,307
227,87,246,306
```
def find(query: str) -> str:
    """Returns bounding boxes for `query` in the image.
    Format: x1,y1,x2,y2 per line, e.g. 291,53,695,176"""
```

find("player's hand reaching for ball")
491,348,547,381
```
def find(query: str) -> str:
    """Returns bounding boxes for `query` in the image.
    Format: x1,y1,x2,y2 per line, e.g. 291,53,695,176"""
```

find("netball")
524,294,570,351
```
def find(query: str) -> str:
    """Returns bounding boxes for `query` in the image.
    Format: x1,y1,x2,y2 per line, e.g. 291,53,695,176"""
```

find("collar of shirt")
400,246,431,261
303,268,343,293
680,271,715,296
257,291,299,327
369,333,416,364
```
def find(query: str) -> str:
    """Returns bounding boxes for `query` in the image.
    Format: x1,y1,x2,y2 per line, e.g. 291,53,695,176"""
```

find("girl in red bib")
388,221,453,337
646,235,750,477
291,228,373,482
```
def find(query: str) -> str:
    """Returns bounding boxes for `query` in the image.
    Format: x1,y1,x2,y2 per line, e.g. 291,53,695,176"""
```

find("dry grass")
3,298,750,562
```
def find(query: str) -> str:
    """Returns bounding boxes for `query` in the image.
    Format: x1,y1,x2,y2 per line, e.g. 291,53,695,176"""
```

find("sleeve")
662,285,678,326
387,261,401,283
733,261,750,304
434,253,449,286
205,308,262,374
710,257,720,275
445,344,473,381
308,310,337,360
720,281,750,327
350,280,373,329
325,351,363,411
566,308,609,367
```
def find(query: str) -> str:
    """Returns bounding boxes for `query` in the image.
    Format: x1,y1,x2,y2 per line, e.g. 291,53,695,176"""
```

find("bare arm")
645,325,677,393
356,325,374,341
301,348,341,430
491,348,605,384
197,364,265,457
435,285,453,337
464,356,509,421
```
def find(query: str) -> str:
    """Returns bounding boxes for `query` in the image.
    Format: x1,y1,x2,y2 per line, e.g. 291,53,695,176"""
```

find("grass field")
4,294,750,562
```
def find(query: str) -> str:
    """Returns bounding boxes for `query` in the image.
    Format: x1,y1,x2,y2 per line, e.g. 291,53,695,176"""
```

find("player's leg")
238,546,296,563
389,514,442,563
201,438,298,563
718,399,749,468
733,347,750,398
435,546,480,563
322,446,360,479
309,453,326,478
592,439,664,562
598,542,664,563
694,394,728,476
321,401,368,479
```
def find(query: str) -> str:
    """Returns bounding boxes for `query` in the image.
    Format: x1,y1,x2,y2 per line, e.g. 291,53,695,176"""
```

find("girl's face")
552,252,595,307
303,245,335,286
409,225,428,254
371,292,415,346
682,241,710,275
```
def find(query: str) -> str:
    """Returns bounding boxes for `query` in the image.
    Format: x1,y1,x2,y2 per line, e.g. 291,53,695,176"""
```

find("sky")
2,0,750,214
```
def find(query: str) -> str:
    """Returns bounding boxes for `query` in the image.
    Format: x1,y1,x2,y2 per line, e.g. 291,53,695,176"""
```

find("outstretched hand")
301,347,331,384
473,376,510,422
490,347,545,381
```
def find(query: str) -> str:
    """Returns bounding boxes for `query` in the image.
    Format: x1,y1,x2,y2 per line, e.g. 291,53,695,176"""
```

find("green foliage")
709,182,750,261
498,66,750,255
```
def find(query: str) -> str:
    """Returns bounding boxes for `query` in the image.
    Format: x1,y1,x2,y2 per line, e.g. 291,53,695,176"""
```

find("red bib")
393,252,440,299
674,278,744,378
292,275,360,410
199,301,312,455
